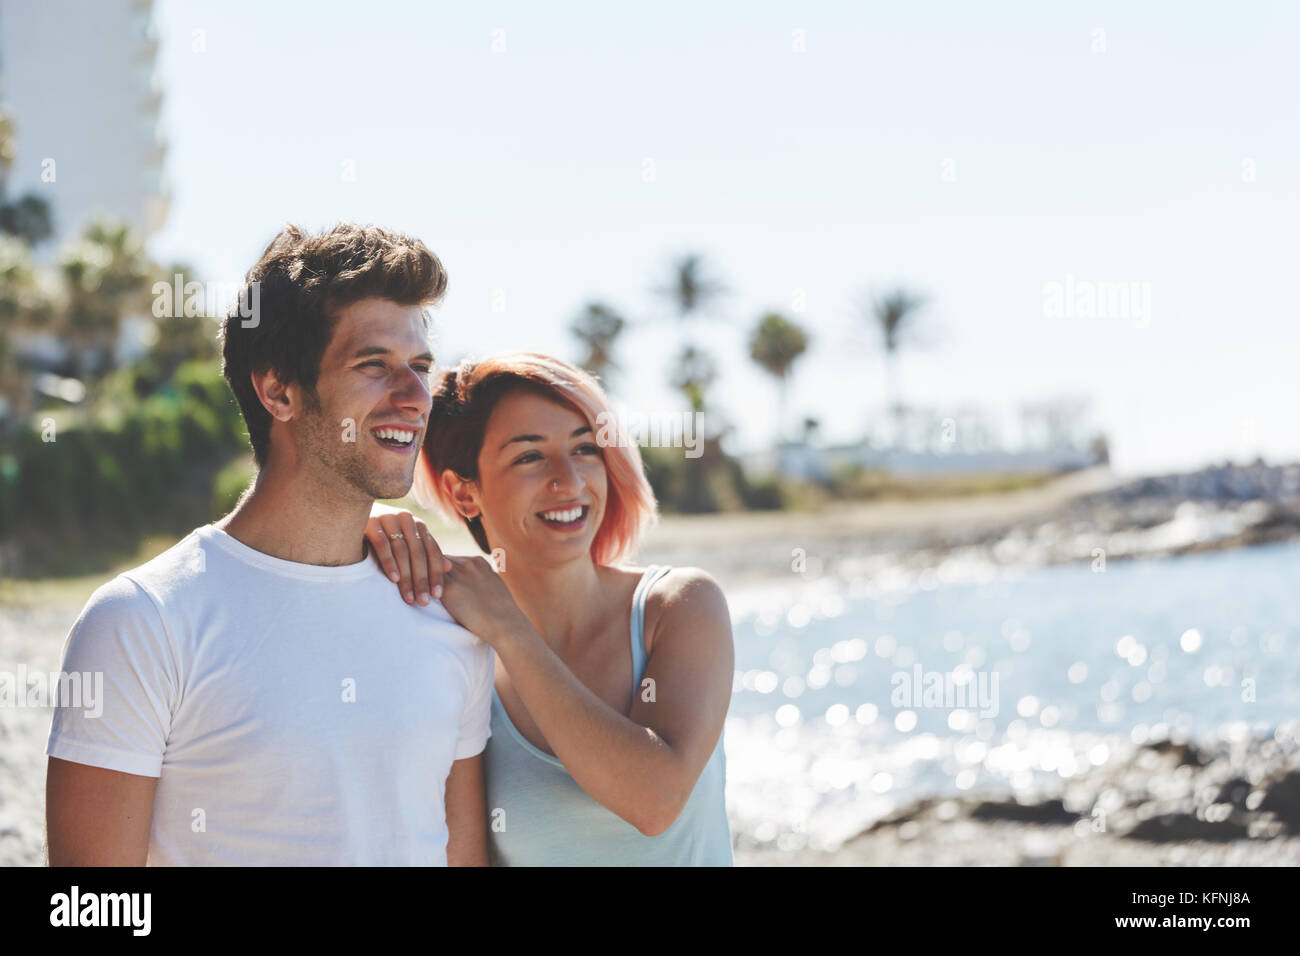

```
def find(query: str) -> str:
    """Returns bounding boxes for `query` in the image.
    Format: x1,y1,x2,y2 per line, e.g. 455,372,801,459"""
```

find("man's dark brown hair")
220,222,448,467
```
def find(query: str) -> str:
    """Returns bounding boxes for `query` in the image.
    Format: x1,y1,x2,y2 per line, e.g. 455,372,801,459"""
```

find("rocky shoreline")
739,732,1300,866
952,460,1300,566
846,461,1300,584
639,462,1300,600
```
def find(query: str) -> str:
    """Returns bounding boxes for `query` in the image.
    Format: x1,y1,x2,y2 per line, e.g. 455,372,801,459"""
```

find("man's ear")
249,367,295,423
441,470,480,519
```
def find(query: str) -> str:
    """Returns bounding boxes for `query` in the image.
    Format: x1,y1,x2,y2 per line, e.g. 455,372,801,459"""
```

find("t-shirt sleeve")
454,641,494,760
45,575,180,778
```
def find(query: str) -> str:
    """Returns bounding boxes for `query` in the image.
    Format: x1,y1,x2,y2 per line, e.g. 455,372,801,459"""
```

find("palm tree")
656,253,727,319
866,288,925,445
58,219,155,380
0,196,53,247
0,236,55,428
0,111,13,176
656,253,727,412
666,344,722,512
144,260,224,384
0,109,53,247
670,345,717,414
570,301,625,386
748,311,809,443
801,417,820,445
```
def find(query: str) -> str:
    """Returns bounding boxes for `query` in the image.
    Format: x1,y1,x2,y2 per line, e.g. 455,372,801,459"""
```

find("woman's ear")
441,470,480,519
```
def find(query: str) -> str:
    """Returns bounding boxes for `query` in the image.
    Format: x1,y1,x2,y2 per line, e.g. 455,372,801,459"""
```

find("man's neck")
215,463,372,567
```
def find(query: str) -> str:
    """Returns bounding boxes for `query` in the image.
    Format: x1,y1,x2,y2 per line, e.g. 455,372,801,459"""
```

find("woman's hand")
364,506,449,606
439,554,535,648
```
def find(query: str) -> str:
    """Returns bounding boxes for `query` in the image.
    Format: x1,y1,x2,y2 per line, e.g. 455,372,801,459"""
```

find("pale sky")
148,0,1300,476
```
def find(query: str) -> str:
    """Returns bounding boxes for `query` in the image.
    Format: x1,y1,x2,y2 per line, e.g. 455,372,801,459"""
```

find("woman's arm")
442,558,734,836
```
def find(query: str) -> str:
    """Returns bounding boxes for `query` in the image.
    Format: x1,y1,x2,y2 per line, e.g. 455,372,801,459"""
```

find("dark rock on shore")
1126,813,1250,843
970,798,1078,825
1259,770,1300,832
1215,777,1253,809
740,731,1300,866
1104,461,1300,504
861,734,1295,842
1144,738,1208,767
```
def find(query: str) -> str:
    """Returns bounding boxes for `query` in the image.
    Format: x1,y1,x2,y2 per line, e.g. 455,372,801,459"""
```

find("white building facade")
0,0,169,253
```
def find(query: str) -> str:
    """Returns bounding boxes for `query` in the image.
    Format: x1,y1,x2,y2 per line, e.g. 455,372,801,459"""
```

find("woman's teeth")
539,506,586,523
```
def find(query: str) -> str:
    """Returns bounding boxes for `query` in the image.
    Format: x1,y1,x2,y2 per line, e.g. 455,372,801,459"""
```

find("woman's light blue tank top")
483,565,734,866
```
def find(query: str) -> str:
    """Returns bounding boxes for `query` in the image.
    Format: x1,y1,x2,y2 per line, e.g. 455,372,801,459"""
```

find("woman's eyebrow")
498,425,592,452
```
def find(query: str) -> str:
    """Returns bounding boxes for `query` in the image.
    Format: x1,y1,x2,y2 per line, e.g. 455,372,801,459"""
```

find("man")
44,222,487,865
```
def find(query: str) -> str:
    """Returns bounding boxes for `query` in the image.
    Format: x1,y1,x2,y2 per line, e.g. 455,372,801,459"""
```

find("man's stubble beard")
295,391,416,502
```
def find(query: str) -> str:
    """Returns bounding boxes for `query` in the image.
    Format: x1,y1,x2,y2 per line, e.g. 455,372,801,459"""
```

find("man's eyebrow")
498,424,592,452
350,346,435,363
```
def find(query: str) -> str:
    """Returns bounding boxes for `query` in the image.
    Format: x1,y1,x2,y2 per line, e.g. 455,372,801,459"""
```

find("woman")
363,353,734,866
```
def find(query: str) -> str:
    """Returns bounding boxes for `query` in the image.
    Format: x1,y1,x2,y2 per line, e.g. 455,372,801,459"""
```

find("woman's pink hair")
413,352,659,566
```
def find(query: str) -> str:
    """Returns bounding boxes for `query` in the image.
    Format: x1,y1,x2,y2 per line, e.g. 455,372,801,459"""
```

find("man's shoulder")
407,600,493,689
125,527,212,585
61,571,176,674
77,529,211,626
78,572,160,626
414,598,489,653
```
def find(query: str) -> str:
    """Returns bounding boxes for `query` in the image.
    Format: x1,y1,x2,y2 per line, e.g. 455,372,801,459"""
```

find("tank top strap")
629,564,673,689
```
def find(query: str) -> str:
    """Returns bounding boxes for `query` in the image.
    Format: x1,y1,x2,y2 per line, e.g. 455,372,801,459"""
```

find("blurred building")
744,439,1102,482
0,0,169,256
743,399,1108,481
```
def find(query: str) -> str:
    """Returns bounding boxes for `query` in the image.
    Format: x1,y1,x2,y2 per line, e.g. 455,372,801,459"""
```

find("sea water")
721,539,1300,851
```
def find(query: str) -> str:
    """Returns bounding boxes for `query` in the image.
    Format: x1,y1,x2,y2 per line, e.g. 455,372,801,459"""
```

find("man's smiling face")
293,296,434,501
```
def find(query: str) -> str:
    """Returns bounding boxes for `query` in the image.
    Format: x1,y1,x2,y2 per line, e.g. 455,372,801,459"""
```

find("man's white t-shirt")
45,523,493,866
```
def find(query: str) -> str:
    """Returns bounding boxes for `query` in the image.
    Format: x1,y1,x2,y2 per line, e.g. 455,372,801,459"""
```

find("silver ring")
390,532,404,540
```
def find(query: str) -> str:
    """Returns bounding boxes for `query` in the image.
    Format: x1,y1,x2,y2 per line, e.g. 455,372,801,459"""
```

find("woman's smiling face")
470,388,608,565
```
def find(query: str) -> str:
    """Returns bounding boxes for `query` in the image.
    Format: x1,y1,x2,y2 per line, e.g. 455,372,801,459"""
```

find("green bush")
640,440,784,513
1,359,251,576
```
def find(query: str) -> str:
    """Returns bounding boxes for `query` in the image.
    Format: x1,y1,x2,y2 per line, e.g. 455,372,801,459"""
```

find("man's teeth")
541,506,584,522
374,427,415,444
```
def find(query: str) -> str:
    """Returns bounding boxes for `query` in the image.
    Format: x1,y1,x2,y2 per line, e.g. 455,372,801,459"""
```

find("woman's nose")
549,458,583,494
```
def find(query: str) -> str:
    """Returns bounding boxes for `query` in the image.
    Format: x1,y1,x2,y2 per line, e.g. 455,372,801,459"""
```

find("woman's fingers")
364,515,401,584
366,510,450,607
397,511,430,605
438,555,458,601
381,513,417,604
411,519,446,600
